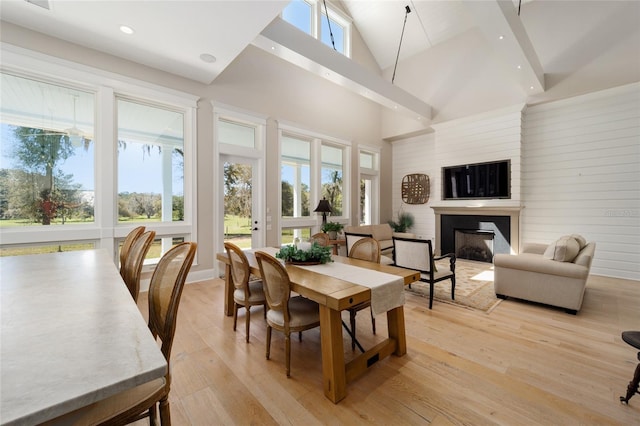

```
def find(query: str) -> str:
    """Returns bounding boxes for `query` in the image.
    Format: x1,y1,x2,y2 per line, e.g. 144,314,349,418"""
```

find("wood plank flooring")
135,273,640,425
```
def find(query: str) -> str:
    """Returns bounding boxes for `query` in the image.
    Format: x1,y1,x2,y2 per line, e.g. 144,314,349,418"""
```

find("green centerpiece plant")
276,242,333,265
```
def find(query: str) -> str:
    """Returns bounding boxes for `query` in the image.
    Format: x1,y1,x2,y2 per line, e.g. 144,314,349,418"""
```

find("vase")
328,231,337,240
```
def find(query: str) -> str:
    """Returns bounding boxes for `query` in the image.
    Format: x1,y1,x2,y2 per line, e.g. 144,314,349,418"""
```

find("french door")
220,155,263,250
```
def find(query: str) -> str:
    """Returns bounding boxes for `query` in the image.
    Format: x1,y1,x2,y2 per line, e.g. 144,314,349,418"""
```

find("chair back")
349,237,381,263
393,237,434,273
310,232,330,247
148,242,197,361
122,230,155,302
119,226,145,277
344,232,373,256
224,242,256,297
255,251,292,326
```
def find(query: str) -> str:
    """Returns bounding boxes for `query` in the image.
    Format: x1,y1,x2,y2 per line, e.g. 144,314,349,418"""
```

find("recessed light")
498,35,504,40
119,25,134,35
516,65,522,70
530,86,535,90
200,53,217,63
271,46,276,50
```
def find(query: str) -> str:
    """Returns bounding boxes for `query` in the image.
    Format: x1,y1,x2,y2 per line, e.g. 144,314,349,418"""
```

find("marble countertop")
0,250,167,425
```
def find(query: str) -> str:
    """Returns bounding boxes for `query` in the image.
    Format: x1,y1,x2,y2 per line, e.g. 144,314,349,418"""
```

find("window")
359,148,379,226
279,124,349,244
282,0,351,56
0,73,95,227
117,99,185,223
0,48,197,262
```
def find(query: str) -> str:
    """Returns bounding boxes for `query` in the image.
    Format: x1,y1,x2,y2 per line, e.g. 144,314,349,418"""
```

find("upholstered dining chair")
393,236,456,309
122,230,156,302
119,226,145,278
49,242,197,426
310,232,330,247
344,231,373,257
254,251,320,377
346,237,380,350
224,242,267,343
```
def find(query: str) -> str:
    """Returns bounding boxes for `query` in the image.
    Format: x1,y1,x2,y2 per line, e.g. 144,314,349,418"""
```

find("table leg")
319,305,347,403
224,264,234,316
386,306,407,356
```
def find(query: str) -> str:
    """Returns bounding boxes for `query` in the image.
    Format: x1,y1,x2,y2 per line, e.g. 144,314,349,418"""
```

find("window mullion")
96,86,117,256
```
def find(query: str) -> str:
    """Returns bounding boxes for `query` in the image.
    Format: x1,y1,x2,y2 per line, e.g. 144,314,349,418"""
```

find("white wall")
393,83,640,280
521,83,640,280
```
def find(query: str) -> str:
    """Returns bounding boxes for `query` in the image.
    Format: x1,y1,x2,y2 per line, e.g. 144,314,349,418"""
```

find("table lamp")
313,197,332,226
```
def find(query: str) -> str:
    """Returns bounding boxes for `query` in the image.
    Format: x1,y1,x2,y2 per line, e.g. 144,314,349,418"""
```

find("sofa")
494,235,596,314
343,223,414,256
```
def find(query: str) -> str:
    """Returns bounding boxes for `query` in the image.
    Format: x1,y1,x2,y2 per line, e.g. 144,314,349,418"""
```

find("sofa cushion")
543,236,581,262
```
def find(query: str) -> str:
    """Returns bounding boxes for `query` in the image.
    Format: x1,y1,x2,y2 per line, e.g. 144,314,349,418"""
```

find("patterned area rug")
405,259,502,313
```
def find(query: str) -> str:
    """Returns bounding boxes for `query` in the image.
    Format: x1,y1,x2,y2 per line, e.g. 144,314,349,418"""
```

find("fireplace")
455,229,495,263
431,206,522,260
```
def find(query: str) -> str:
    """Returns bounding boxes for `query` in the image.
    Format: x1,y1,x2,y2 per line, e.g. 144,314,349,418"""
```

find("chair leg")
233,303,239,331
428,283,434,309
264,303,267,318
451,276,456,300
158,396,171,425
350,309,357,350
245,306,251,343
620,362,640,404
266,326,272,360
370,308,376,335
285,333,291,377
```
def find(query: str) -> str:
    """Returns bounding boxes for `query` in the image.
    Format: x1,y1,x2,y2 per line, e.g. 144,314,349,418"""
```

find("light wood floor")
136,273,640,425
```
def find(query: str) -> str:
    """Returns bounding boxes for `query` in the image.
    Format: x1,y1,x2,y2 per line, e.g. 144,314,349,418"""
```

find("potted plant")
276,243,333,265
322,221,344,240
388,212,415,233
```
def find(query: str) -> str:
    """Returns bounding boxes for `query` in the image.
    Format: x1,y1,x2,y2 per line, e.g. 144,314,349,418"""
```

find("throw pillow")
543,236,581,262
570,234,587,249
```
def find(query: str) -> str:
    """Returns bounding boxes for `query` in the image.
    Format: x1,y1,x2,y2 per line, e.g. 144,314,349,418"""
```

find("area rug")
405,259,502,313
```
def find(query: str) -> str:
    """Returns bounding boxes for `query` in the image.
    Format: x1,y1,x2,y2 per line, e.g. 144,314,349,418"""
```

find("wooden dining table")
217,247,420,403
0,250,167,425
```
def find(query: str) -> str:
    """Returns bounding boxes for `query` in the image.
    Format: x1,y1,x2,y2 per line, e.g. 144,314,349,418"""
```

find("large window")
279,124,349,244
282,0,351,56
117,99,185,223
0,49,197,263
0,73,95,227
359,148,379,226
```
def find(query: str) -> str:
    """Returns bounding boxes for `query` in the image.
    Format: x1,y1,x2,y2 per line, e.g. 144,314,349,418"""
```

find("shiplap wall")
392,83,640,280
392,104,524,242
521,83,640,280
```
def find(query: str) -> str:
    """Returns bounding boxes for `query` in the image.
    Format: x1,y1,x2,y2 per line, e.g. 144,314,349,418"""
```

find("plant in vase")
388,211,415,233
321,221,344,240
276,243,333,265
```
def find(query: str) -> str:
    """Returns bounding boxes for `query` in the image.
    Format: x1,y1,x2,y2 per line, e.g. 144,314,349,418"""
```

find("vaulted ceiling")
1,0,639,125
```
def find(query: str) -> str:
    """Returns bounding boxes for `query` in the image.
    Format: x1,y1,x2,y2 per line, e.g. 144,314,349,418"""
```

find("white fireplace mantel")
431,205,523,255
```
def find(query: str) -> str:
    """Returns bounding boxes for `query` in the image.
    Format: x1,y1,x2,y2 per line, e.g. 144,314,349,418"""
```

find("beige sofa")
494,235,596,314
343,223,414,256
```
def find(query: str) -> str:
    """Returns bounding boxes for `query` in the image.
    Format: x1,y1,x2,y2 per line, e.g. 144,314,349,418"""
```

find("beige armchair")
494,235,596,314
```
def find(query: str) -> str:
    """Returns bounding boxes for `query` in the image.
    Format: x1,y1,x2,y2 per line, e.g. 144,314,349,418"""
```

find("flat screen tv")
442,160,510,200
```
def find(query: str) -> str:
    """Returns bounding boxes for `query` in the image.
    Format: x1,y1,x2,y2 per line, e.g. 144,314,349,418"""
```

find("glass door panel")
222,158,259,250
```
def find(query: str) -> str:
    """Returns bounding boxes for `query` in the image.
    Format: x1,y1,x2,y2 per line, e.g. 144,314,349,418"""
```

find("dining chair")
122,230,155,302
224,242,267,343
310,232,330,247
620,330,640,404
255,251,320,377
346,237,380,350
344,231,373,257
119,226,145,277
393,236,456,309
52,242,197,426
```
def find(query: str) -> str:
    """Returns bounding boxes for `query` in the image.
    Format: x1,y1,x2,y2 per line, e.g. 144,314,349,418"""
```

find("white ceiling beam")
464,0,545,94
252,17,432,122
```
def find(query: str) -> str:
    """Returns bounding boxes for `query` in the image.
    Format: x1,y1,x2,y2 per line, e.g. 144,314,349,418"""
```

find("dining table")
216,246,420,403
0,249,167,426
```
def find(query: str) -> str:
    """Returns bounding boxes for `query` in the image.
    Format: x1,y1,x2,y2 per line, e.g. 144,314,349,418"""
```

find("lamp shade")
313,198,332,213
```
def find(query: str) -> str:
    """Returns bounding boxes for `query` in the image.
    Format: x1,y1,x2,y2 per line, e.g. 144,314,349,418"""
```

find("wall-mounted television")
442,160,510,200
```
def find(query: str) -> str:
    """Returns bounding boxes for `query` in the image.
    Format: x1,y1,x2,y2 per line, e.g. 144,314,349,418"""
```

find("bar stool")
620,331,640,404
